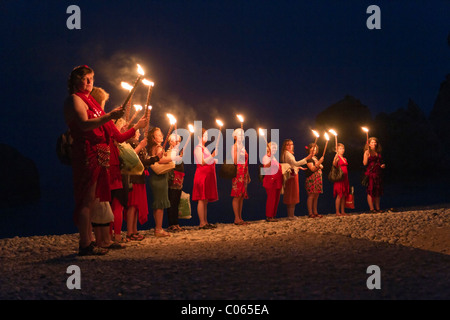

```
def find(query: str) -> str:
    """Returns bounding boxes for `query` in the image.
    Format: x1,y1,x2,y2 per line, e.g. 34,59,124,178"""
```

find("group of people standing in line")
64,65,386,256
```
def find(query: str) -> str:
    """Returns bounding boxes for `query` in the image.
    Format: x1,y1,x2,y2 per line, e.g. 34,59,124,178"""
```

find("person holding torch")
304,143,325,218
193,128,219,229
363,137,385,213
64,65,147,255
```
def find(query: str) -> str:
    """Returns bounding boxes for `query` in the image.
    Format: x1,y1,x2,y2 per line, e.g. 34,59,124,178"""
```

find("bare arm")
363,150,370,166
153,145,173,164
64,94,123,131
333,153,340,167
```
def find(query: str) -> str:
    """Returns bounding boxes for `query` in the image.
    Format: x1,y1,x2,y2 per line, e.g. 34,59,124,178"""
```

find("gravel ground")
0,205,449,302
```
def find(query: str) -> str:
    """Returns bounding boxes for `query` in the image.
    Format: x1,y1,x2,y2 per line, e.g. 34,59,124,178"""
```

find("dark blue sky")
0,0,449,195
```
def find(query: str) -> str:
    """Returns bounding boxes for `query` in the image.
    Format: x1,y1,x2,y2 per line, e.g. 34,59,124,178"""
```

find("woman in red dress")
332,143,350,216
363,137,385,212
64,65,146,255
193,128,218,229
230,129,250,225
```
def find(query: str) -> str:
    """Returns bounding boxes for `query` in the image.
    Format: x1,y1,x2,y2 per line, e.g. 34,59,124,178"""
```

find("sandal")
155,229,170,237
105,242,126,250
199,224,216,230
266,217,278,222
127,233,145,241
168,225,185,232
78,243,108,256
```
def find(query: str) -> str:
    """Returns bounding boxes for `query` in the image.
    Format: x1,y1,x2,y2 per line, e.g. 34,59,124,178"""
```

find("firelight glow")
137,64,145,76
216,119,224,127
142,79,154,87
167,113,177,125
120,82,133,91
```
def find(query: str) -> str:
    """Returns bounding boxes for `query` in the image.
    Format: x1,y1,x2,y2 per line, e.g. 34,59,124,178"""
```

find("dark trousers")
168,188,182,226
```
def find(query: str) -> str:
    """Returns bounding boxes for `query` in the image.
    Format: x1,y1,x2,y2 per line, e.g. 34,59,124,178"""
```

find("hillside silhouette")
315,74,450,183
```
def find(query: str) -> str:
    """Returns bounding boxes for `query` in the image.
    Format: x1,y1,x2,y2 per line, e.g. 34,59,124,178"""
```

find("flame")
258,128,265,136
362,127,369,132
121,81,133,91
312,130,320,138
188,124,194,133
148,105,152,110
167,113,177,125
137,64,145,76
133,104,143,112
236,114,244,123
324,132,330,141
142,79,154,87
216,119,224,127
328,129,337,136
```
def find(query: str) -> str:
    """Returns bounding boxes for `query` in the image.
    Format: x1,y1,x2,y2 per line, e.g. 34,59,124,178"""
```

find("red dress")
365,154,383,197
192,145,218,202
231,150,249,199
69,93,135,221
333,156,349,198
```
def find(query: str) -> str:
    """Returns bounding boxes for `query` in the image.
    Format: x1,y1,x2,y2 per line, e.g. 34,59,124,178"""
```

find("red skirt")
127,183,149,225
192,164,218,202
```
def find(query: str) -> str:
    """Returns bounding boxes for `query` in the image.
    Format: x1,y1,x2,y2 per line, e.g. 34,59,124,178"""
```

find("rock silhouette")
0,143,40,208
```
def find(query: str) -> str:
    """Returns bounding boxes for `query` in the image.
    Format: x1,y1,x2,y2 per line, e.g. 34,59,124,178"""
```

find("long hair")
147,127,162,155
280,139,293,163
67,65,94,95
364,137,382,153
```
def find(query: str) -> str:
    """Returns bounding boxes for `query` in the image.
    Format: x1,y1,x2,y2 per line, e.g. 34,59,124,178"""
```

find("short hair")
90,87,110,105
232,128,244,140
306,143,319,154
67,65,94,94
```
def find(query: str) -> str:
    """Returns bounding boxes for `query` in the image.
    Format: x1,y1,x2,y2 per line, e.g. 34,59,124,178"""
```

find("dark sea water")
1,167,448,239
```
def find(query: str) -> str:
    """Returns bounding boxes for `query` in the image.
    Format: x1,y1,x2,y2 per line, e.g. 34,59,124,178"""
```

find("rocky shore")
1,205,449,301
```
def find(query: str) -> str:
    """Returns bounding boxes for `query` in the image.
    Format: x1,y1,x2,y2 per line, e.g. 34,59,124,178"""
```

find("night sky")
0,1,449,234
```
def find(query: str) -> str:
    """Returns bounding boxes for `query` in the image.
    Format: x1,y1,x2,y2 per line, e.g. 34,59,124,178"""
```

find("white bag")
90,199,114,224
178,191,192,219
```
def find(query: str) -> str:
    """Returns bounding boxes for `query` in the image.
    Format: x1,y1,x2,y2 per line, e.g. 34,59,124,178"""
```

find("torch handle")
122,76,143,108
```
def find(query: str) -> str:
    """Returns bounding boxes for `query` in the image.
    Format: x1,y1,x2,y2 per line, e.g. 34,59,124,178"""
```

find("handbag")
328,164,344,182
345,186,355,209
118,142,144,175
56,130,73,166
178,191,192,219
90,200,114,224
219,162,237,179
150,161,175,175
361,174,369,187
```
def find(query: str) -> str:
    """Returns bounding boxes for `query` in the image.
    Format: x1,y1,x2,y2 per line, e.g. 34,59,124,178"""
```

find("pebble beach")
1,205,449,300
